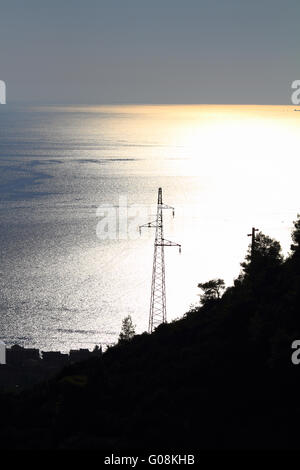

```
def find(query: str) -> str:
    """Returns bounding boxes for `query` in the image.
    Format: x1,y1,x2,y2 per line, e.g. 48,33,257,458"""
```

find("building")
69,348,91,362
42,351,69,365
6,344,40,365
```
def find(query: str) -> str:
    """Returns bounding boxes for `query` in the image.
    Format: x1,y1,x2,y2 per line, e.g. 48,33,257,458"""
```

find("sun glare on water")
140,105,300,318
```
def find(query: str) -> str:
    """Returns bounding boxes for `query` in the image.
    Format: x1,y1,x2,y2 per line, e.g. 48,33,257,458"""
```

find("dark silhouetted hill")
1,217,300,450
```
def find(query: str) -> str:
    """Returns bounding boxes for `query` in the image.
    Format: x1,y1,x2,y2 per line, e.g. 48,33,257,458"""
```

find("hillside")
1,217,300,450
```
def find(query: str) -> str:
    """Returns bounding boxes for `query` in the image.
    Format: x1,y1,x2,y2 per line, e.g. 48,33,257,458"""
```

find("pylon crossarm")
161,204,175,216
160,238,180,247
156,239,181,253
139,220,157,233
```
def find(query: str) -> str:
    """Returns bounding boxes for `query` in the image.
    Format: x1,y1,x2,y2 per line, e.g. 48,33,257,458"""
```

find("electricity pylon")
139,188,181,333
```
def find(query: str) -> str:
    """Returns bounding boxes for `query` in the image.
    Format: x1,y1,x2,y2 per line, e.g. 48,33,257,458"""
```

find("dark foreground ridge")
1,216,300,450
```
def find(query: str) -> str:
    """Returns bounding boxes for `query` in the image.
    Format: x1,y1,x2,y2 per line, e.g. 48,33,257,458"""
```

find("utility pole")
139,188,181,333
247,227,259,259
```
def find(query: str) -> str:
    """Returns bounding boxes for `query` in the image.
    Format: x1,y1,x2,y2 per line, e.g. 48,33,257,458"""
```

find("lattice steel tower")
140,188,181,333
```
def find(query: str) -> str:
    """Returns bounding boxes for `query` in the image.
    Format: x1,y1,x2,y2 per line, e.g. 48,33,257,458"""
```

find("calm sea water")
0,104,299,352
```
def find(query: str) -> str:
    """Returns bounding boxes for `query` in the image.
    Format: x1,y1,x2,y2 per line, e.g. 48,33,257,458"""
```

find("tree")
118,315,136,342
240,231,282,279
197,279,225,305
291,214,300,254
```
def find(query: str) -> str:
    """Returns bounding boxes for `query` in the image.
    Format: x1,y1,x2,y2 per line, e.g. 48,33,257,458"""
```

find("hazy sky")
0,0,299,104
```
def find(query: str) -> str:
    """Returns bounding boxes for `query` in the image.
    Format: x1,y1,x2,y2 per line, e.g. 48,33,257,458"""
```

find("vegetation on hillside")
1,216,300,449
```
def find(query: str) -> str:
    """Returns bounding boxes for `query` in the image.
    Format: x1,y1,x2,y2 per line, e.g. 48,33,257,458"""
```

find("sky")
0,0,299,105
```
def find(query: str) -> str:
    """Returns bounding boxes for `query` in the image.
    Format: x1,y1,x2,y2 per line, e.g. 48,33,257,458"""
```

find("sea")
0,104,299,352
